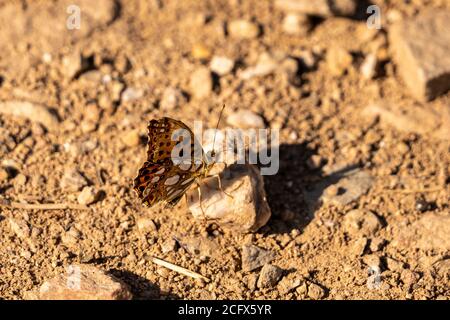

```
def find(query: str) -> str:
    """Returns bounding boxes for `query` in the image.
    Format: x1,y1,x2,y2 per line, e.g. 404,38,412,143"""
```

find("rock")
362,102,449,140
275,0,357,17
136,217,157,233
343,209,382,237
186,164,271,233
9,218,31,239
350,237,368,256
326,45,353,76
37,264,132,300
61,168,88,192
191,43,212,60
161,238,177,253
61,228,81,247
241,245,275,272
282,13,310,36
0,167,9,181
400,269,419,289
14,173,27,186
210,56,234,76
307,283,326,299
320,170,374,206
385,257,405,271
0,101,59,131
277,274,303,294
228,19,260,39
369,237,385,252
121,129,141,147
226,110,265,129
389,10,450,101
175,235,221,259
362,254,382,270
360,53,378,80
433,259,450,280
189,67,213,99
239,52,279,80
257,264,284,288
160,87,187,110
121,87,144,102
62,52,82,79
77,186,99,205
392,214,450,252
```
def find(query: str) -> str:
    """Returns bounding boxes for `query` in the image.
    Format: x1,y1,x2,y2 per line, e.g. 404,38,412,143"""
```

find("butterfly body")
134,117,213,207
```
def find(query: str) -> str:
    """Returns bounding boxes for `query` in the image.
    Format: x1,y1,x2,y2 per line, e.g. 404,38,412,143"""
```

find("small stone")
189,67,213,99
275,0,357,17
400,270,419,289
187,165,271,233
241,245,275,272
14,173,27,186
61,228,81,247
121,87,144,102
257,264,284,288
360,53,378,80
389,10,450,101
307,283,326,299
343,209,382,237
385,257,405,271
0,101,59,131
239,52,279,80
226,110,265,129
326,45,353,76
61,168,88,192
77,186,99,205
62,52,82,79
136,217,157,234
277,274,303,294
350,237,368,256
160,87,187,110
38,264,132,300
210,56,234,76
362,254,381,270
228,19,260,39
121,129,141,147
191,43,212,60
320,170,374,206
9,218,31,239
282,13,310,35
161,238,177,254
0,167,9,181
369,238,385,252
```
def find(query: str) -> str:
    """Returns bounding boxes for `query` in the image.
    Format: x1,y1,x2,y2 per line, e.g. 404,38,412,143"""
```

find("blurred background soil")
0,0,449,299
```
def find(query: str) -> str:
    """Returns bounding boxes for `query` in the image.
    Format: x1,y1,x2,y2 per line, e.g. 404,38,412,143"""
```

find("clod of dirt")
241,245,275,272
60,168,88,192
186,165,271,233
161,238,178,254
136,217,157,234
77,186,100,205
257,264,284,289
277,274,303,294
307,282,326,299
326,45,353,77
35,264,132,300
342,209,382,237
389,9,450,101
226,109,265,129
175,235,221,259
282,13,311,36
228,19,260,39
0,101,59,131
8,217,31,239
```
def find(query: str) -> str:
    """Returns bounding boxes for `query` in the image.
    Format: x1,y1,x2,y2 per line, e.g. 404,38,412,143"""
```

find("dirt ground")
0,0,449,300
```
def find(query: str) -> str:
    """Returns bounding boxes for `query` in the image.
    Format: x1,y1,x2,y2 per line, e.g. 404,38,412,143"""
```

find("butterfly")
133,106,225,208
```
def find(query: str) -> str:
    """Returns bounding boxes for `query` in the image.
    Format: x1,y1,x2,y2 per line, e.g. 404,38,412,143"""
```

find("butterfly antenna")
211,104,226,158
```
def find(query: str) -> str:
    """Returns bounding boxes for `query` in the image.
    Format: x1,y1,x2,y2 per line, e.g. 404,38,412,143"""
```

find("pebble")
136,217,157,234
228,19,260,39
282,13,310,35
226,109,265,129
307,283,326,299
0,167,9,181
189,67,213,99
241,245,275,272
277,274,303,294
389,9,450,101
326,45,353,76
121,129,141,147
160,87,187,110
14,173,27,186
369,237,385,252
0,100,59,131
362,254,382,270
8,218,31,239
187,165,271,233
121,87,144,102
275,0,357,17
60,168,88,192
343,209,382,237
62,52,82,79
360,53,378,80
161,238,177,253
350,237,368,256
37,264,132,300
239,52,279,80
191,43,212,60
77,186,99,205
257,264,284,288
210,56,234,76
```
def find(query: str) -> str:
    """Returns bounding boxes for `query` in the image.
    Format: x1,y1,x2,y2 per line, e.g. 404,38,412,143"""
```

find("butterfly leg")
208,174,234,199
196,181,207,223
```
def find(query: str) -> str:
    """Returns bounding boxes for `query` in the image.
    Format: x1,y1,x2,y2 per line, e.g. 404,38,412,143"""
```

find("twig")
0,199,89,210
149,256,210,282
